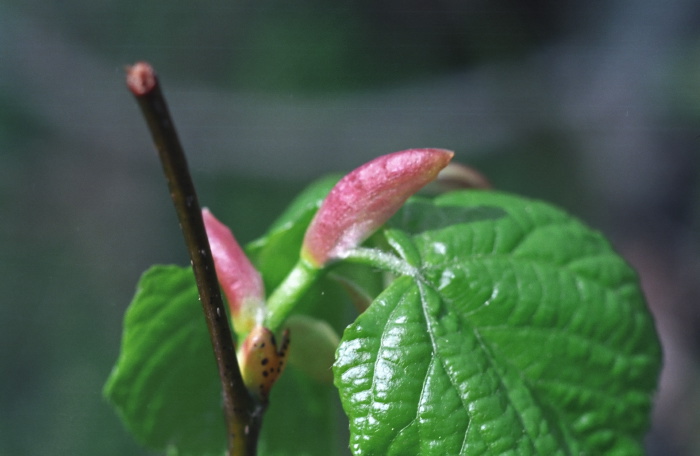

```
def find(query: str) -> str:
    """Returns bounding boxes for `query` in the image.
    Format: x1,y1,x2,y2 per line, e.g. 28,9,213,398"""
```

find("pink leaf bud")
301,148,454,267
202,208,265,334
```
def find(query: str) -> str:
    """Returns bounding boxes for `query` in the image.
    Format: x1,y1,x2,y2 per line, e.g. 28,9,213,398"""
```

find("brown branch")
126,62,260,456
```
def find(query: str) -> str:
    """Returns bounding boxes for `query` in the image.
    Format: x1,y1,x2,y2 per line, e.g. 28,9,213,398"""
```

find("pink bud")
202,208,265,334
301,148,454,267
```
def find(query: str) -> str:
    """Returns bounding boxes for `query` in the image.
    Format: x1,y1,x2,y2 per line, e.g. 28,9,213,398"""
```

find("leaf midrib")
373,239,583,454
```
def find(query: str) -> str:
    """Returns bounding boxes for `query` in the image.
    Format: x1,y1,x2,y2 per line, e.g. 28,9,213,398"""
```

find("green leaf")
103,265,225,456
334,190,661,455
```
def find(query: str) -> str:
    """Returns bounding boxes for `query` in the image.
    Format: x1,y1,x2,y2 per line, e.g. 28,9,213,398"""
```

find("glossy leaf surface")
334,191,661,455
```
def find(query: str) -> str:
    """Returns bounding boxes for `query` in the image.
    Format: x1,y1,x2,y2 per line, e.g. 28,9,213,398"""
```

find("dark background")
1,1,699,454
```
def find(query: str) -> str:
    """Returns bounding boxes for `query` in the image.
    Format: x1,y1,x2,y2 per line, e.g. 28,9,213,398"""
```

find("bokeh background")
2,1,699,454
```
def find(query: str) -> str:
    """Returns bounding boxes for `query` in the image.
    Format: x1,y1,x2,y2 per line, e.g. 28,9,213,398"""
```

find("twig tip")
126,61,157,96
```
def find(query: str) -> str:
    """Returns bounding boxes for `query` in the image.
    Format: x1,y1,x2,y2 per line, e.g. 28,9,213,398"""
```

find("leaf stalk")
265,259,321,333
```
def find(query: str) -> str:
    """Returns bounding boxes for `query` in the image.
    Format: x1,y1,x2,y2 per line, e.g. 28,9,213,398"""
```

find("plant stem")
265,259,320,333
126,62,259,456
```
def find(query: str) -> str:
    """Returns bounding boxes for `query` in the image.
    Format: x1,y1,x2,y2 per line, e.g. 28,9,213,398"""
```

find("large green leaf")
334,190,661,455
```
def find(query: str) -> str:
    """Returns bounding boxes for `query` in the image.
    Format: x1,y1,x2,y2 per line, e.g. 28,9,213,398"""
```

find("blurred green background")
1,1,699,454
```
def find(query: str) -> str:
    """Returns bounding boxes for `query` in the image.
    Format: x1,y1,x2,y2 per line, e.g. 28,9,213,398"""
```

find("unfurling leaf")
301,148,453,268
202,208,265,335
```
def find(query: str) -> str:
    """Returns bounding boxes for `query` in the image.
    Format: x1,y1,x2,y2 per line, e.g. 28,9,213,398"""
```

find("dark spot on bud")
261,358,269,366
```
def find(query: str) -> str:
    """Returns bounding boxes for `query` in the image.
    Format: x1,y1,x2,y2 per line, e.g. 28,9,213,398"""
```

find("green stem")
265,259,321,333
126,62,258,456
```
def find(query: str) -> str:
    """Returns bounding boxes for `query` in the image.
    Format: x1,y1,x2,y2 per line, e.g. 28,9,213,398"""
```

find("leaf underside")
334,191,661,455
103,266,226,456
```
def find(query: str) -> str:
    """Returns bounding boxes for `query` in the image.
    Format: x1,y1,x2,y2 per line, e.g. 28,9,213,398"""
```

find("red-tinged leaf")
202,208,264,334
301,148,453,267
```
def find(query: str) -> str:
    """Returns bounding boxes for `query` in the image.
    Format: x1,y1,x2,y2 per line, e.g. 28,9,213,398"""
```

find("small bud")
301,148,454,267
285,315,340,384
202,208,265,334
430,162,492,193
239,326,290,402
